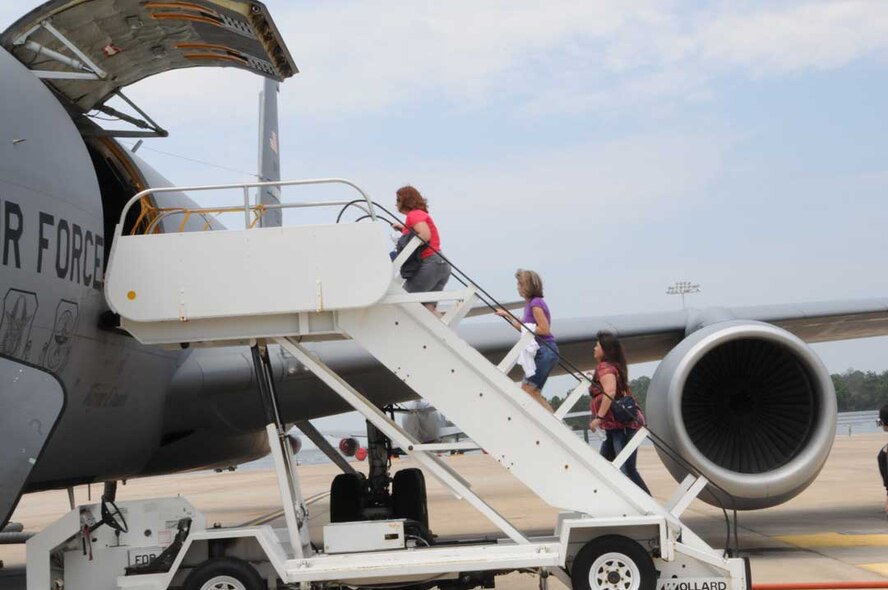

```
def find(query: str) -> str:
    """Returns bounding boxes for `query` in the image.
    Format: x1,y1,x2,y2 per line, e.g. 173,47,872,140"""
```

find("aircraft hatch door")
0,0,297,112
0,358,65,530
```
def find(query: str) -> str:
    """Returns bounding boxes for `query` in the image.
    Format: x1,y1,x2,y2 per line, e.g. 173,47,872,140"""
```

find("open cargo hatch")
0,0,297,112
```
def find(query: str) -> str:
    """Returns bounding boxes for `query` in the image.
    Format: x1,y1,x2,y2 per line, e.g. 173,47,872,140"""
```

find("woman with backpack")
391,185,451,312
588,331,650,494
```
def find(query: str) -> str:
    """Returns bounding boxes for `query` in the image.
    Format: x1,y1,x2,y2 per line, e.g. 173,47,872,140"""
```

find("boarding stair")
101,179,746,587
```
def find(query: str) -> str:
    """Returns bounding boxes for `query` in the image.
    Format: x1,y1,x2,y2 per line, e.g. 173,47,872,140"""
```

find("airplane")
3,0,888,538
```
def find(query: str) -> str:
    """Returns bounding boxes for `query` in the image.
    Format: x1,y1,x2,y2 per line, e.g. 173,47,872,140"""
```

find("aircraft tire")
392,468,429,530
330,473,365,523
183,556,264,590
570,535,655,590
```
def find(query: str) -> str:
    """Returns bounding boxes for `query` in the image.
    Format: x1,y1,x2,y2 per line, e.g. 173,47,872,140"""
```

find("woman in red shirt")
588,331,650,494
392,185,451,312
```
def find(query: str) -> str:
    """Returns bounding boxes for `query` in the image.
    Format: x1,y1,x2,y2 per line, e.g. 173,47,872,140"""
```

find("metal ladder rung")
441,286,479,327
294,420,357,476
665,474,709,518
554,380,590,420
381,289,471,305
497,329,536,374
391,235,423,278
612,427,649,470
409,442,479,452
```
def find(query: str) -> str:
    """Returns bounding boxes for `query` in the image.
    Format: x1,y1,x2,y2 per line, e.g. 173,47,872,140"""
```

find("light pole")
666,281,701,309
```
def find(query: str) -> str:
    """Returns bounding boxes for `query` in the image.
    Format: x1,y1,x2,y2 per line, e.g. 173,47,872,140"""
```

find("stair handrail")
114,178,377,242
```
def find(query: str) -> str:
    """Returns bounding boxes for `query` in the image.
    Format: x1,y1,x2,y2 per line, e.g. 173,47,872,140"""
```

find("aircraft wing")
0,0,297,112
552,296,888,364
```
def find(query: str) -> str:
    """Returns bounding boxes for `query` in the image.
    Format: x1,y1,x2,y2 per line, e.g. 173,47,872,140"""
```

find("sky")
3,1,888,433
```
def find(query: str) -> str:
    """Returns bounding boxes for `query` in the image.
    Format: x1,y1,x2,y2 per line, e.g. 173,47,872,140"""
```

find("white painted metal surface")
106,224,392,325
667,476,710,518
283,542,563,583
27,498,205,590
277,337,531,546
612,427,649,470
323,520,406,554
335,302,671,521
496,328,537,373
555,380,592,420
266,423,310,558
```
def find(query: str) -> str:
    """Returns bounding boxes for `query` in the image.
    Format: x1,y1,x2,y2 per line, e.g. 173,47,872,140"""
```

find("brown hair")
515,269,544,299
396,185,428,212
596,331,628,388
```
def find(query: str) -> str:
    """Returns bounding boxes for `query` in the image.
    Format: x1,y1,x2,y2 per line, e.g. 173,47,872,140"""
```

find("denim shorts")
524,341,559,391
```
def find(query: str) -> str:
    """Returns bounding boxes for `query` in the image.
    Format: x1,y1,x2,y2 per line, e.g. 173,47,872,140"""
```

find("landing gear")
365,421,393,517
330,473,366,523
328,414,432,540
392,468,429,530
571,536,656,590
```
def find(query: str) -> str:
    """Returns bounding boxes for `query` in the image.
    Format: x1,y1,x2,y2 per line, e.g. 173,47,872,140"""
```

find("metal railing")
115,178,377,240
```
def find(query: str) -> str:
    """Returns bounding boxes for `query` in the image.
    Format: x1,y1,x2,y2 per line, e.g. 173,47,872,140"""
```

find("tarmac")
2,432,887,589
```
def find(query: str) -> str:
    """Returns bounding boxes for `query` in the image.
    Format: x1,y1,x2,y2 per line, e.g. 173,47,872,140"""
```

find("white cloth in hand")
517,323,539,379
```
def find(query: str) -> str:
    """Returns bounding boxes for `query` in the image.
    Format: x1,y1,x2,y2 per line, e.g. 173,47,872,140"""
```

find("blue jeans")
523,341,559,391
600,428,651,494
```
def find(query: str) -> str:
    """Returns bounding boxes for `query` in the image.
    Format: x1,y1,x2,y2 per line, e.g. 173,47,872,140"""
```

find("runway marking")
860,563,888,577
775,533,888,548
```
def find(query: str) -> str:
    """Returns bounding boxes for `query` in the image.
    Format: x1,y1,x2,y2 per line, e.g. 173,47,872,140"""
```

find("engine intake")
646,321,836,510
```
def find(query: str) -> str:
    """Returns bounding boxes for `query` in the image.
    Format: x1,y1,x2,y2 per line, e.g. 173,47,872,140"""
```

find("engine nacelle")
339,437,359,457
401,400,445,443
287,434,303,455
646,321,836,510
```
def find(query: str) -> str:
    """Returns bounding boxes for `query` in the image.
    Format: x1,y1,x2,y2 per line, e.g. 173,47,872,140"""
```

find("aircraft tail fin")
257,78,282,227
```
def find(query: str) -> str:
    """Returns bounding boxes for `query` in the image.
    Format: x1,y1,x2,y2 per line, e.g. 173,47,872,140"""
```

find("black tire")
330,472,366,523
183,556,264,590
392,468,429,529
570,535,656,590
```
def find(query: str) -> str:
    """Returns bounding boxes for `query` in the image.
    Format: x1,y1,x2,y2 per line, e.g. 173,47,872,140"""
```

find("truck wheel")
392,468,429,529
330,472,365,523
184,557,264,590
571,535,656,590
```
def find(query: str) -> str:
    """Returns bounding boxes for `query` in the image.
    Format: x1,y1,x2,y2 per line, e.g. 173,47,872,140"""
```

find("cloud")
230,2,875,119
697,2,888,75
340,129,734,272
266,0,888,117
437,132,729,219
6,1,886,120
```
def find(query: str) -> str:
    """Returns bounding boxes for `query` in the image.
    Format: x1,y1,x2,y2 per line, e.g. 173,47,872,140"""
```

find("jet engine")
287,434,303,455
646,320,836,510
338,437,360,457
401,400,445,443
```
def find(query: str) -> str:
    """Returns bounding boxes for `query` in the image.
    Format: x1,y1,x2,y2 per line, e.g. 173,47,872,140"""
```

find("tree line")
551,370,888,429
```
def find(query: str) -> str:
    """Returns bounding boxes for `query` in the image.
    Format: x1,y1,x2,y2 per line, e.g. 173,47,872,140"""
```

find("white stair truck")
26,179,750,590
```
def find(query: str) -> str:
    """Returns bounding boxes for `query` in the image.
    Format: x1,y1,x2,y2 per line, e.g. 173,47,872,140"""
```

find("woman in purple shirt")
497,269,557,412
